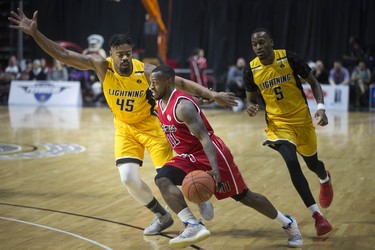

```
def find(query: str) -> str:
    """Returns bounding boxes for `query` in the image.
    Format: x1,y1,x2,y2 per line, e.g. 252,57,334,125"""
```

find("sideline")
0,216,112,250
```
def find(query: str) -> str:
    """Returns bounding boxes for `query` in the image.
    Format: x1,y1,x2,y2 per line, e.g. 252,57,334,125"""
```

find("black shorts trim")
231,188,249,201
116,157,143,167
155,165,186,186
263,139,295,150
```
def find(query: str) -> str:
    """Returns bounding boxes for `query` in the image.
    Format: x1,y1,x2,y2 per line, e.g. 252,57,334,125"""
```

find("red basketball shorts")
165,135,248,200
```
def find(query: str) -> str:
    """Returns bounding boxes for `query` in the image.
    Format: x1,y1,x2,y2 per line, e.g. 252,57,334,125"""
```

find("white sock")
308,204,322,215
274,211,293,227
177,207,200,224
319,172,330,184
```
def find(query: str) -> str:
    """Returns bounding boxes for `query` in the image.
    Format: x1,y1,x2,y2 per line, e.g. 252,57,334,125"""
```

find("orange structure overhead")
141,0,167,62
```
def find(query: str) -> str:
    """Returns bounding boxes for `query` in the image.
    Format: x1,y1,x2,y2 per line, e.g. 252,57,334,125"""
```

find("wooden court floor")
0,105,374,250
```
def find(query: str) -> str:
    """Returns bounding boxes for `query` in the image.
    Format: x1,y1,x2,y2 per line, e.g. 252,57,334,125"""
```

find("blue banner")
370,85,375,111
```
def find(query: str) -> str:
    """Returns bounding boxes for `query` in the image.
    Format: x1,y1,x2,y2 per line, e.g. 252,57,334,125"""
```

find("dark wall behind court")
25,0,375,77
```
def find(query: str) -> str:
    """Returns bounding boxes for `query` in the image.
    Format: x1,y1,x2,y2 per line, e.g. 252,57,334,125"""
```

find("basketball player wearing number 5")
150,64,303,248
244,28,334,236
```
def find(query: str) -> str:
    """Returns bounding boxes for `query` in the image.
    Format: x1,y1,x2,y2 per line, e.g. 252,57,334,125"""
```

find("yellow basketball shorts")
114,115,173,168
264,122,318,156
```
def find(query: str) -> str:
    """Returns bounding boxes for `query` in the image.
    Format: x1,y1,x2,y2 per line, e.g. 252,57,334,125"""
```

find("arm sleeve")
287,50,311,78
243,64,258,92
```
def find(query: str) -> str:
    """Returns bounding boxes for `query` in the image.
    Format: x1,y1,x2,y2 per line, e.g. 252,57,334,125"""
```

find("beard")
116,63,132,76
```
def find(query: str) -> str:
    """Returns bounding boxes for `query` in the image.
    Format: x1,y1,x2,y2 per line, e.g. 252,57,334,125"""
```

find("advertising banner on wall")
303,84,349,111
8,80,82,106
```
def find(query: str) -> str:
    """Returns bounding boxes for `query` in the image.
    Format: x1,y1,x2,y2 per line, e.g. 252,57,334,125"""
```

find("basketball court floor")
0,105,374,249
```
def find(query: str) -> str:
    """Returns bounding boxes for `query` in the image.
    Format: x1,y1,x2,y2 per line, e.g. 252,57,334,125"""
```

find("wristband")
317,103,325,110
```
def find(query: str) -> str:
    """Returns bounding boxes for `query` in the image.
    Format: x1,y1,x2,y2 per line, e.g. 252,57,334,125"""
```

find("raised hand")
9,8,38,36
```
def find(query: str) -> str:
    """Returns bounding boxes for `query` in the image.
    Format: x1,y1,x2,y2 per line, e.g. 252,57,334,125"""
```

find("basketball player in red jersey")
244,28,333,236
150,64,303,248
9,8,238,236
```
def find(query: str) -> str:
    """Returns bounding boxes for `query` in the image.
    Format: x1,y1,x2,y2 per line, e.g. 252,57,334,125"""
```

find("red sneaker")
319,171,333,208
313,212,333,236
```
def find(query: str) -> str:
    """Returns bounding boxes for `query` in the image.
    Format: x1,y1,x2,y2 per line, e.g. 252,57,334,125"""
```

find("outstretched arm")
174,76,238,107
304,72,329,126
144,63,238,107
9,8,107,80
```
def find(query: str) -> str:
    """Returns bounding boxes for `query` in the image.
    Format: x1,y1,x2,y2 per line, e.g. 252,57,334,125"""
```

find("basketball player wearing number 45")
244,28,334,236
8,8,240,237
150,64,303,248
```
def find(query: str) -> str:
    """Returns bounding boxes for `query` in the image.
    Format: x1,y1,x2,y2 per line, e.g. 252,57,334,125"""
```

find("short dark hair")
152,64,176,79
252,27,273,39
108,33,133,48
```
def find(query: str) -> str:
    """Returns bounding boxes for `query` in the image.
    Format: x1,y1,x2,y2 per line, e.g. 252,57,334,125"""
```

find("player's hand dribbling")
314,109,329,126
246,103,259,117
207,169,221,191
9,8,38,36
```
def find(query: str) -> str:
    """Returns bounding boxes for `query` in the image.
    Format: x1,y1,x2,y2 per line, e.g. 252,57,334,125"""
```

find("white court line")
0,216,112,250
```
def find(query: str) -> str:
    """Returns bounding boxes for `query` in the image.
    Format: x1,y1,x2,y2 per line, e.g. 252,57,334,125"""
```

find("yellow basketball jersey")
249,50,312,125
103,58,155,126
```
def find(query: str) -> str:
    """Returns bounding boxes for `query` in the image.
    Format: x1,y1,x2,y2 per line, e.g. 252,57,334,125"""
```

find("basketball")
181,170,215,203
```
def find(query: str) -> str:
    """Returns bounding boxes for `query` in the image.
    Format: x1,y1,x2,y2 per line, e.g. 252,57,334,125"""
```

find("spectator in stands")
29,59,47,80
4,55,21,80
0,56,20,104
82,34,107,57
47,59,68,81
343,36,365,72
81,34,107,103
189,48,208,87
226,57,246,111
312,60,329,84
40,57,50,75
329,61,350,86
19,58,33,80
365,45,375,74
90,74,106,106
351,61,372,108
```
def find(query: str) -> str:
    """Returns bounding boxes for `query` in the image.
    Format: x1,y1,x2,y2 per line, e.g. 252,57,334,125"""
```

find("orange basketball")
182,170,215,203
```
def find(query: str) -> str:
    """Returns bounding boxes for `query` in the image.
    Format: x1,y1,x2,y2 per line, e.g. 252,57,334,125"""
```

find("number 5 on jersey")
273,86,284,100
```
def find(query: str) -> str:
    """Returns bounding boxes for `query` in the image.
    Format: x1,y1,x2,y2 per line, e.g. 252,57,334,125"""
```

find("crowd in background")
0,35,374,110
0,34,106,106
0,55,104,106
305,36,374,109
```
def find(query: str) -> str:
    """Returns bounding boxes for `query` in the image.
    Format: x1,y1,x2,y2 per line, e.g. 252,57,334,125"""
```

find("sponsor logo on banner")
9,80,82,106
303,88,328,100
19,82,69,103
303,84,349,111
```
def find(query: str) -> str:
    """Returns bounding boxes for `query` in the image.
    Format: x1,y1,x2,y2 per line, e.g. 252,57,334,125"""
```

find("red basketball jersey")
157,89,214,154
157,89,248,199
